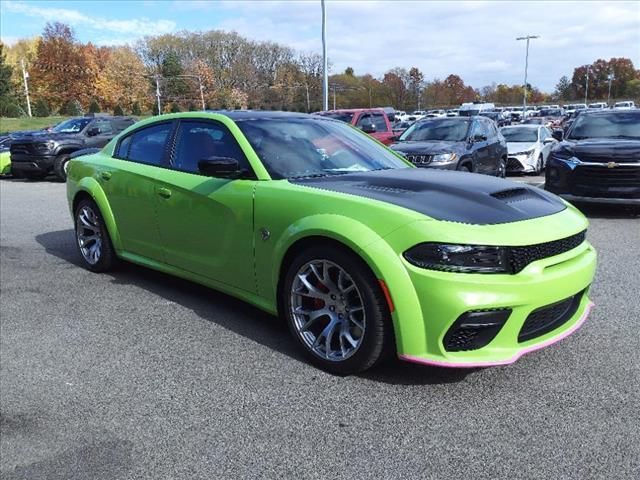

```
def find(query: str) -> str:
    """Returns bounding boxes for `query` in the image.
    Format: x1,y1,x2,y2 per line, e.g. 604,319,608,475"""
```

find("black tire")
459,163,473,173
53,154,71,181
281,245,394,375
497,158,507,178
74,198,117,272
533,155,543,175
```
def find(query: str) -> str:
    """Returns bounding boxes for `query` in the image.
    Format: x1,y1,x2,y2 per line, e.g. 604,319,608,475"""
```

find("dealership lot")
1,180,639,479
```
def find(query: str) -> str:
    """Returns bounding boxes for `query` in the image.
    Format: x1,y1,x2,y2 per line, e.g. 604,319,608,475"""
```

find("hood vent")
491,188,537,203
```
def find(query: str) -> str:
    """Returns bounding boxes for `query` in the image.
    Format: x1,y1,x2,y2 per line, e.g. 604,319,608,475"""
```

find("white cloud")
3,1,177,36
1,36,20,46
203,0,640,90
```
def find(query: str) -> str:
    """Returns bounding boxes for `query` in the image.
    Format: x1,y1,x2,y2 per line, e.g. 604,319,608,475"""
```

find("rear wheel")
74,198,117,272
282,245,393,375
54,154,71,181
534,155,543,175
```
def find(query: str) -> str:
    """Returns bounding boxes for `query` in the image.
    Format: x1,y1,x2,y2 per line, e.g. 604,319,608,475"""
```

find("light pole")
516,35,539,117
321,0,328,111
21,59,32,117
584,66,590,105
176,75,206,110
607,72,614,105
154,74,162,115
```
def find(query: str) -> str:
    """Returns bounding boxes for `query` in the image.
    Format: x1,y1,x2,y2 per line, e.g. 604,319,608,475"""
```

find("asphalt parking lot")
1,178,639,480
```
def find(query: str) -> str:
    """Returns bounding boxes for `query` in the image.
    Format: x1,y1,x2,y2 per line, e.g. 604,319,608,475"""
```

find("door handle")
100,171,112,181
157,187,172,199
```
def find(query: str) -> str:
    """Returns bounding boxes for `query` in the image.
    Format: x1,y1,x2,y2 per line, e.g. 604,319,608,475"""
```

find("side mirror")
361,124,376,134
86,127,100,137
552,130,564,142
543,137,555,145
198,157,244,178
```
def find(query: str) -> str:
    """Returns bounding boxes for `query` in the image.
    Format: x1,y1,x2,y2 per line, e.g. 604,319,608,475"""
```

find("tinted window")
125,122,173,166
172,121,249,174
116,135,132,158
52,118,92,134
92,119,113,135
237,117,408,179
112,118,135,132
567,112,640,140
400,119,470,142
316,112,354,123
371,114,387,131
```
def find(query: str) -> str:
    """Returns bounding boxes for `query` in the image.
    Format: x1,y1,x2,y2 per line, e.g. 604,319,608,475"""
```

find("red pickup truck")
315,108,396,145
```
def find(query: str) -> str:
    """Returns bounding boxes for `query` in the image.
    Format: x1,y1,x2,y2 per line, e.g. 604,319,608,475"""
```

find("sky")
1,0,639,91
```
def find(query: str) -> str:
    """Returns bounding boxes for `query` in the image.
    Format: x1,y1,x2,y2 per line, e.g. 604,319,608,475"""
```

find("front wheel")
534,155,543,175
497,158,507,178
54,154,71,181
74,198,117,272
282,246,394,375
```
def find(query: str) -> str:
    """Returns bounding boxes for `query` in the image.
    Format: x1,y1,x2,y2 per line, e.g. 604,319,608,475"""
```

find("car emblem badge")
260,228,271,241
607,162,618,168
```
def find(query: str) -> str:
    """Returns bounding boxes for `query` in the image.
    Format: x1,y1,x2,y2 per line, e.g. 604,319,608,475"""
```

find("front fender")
73,176,122,251
269,214,424,352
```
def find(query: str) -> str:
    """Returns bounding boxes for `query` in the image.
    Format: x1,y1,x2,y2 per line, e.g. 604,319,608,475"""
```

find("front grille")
571,165,640,198
518,290,585,342
446,327,481,351
407,154,432,165
507,157,524,171
509,230,586,274
10,144,31,155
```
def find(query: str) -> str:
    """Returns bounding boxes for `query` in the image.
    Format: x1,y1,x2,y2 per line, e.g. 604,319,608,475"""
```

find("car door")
101,121,175,261
539,127,553,163
84,119,116,148
485,119,503,174
370,113,394,144
153,119,257,292
470,120,491,173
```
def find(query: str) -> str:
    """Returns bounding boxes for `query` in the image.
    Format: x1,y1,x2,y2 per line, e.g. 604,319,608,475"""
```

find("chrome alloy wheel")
290,259,366,361
76,205,103,265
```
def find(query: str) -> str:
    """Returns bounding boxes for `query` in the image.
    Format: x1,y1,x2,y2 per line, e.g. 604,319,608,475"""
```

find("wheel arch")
272,215,425,355
72,177,122,251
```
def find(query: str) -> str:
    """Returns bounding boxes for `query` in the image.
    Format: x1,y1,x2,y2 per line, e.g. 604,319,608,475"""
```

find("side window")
93,119,113,135
371,114,387,131
172,121,250,175
355,114,371,128
112,118,135,133
121,122,173,166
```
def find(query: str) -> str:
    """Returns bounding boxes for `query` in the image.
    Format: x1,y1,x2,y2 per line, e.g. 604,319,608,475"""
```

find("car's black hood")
390,140,465,155
559,138,640,163
291,168,566,225
13,132,79,143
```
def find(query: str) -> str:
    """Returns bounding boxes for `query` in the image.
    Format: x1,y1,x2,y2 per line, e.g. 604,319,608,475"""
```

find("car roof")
207,110,314,120
577,109,639,116
501,124,540,129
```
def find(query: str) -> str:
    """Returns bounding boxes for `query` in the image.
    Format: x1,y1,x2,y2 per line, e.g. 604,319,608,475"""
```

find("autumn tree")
95,46,149,112
29,23,95,112
382,68,409,109
0,43,22,116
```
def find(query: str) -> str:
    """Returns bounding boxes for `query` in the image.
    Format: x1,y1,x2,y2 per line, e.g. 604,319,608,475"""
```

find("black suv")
10,114,135,180
545,110,640,206
390,116,508,177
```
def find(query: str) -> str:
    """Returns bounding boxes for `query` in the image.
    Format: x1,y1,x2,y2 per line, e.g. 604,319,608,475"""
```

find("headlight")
514,148,534,156
34,141,55,152
431,153,457,163
404,243,509,273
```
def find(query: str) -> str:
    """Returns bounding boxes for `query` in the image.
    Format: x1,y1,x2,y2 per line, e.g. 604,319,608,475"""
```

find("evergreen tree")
170,102,181,113
88,99,101,113
131,102,142,116
555,76,573,101
0,43,20,117
113,104,124,116
33,99,50,117
62,99,84,116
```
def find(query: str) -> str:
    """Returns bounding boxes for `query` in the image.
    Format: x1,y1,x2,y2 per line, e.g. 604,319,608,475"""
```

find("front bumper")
413,161,458,171
10,153,56,175
372,208,596,368
507,153,535,172
545,158,640,204
398,241,596,367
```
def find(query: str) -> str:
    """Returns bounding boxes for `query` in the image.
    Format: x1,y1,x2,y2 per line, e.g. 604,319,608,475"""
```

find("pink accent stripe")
399,301,595,369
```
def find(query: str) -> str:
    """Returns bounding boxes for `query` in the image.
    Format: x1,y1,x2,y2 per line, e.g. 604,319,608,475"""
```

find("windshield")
400,119,470,142
52,118,92,134
567,112,640,140
501,127,538,142
237,117,409,179
315,112,354,123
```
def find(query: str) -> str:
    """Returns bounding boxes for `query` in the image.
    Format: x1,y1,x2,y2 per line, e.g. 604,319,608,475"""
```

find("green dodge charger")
66,111,597,374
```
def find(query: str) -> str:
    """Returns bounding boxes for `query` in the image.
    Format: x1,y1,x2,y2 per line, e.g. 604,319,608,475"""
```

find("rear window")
316,112,355,123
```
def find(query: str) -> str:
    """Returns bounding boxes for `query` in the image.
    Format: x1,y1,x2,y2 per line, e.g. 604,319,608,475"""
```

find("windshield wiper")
608,135,640,139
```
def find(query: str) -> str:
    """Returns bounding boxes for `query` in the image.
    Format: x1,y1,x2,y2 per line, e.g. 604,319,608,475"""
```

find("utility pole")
516,35,539,118
21,59,32,118
332,84,336,110
304,83,310,112
607,72,614,106
321,0,329,111
154,74,162,115
584,66,589,105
